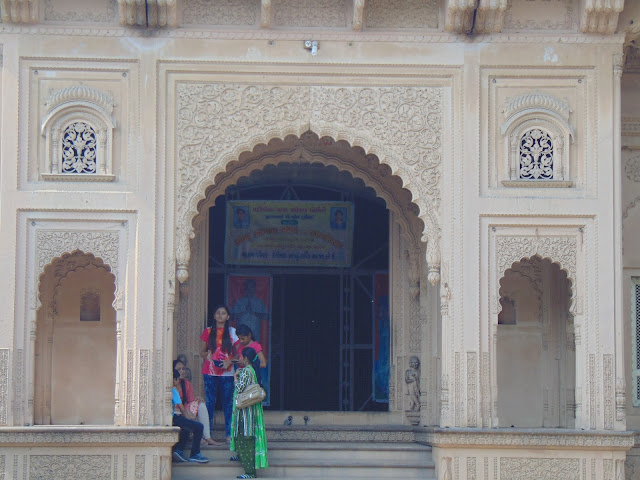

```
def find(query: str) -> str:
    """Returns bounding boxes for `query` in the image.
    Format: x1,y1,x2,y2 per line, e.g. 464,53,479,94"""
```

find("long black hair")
208,305,234,355
173,359,187,402
241,346,261,385
235,323,254,339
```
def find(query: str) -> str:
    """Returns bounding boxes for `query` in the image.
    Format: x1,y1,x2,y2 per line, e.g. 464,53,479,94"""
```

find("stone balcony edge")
418,427,636,451
0,426,179,446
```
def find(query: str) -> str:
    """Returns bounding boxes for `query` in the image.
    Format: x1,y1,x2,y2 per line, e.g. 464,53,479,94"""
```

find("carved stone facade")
0,1,638,479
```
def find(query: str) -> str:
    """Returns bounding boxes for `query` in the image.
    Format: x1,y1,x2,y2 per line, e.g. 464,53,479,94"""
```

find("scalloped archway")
173,84,445,285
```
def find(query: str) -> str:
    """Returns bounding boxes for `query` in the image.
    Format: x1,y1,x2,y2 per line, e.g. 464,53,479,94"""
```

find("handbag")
235,382,266,409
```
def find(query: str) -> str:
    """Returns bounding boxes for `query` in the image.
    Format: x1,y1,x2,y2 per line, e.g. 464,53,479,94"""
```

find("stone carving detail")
500,457,580,480
36,230,120,297
467,352,477,427
30,455,111,480
615,377,625,422
365,0,438,29
445,0,475,33
138,350,150,425
0,349,8,425
126,349,134,425
467,457,476,479
622,118,640,137
496,235,576,293
61,123,98,174
0,0,38,23
604,459,613,479
504,0,575,31
44,0,116,22
625,154,640,182
41,84,116,181
474,0,508,34
405,356,420,412
519,129,554,180
352,0,364,30
13,350,23,422
134,455,144,479
118,0,177,27
273,0,346,27
183,0,258,26
579,0,624,34
503,91,571,121
603,354,614,429
175,83,442,283
626,454,640,480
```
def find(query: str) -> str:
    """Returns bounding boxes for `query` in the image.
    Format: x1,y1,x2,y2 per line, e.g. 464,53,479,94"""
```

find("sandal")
230,455,240,462
206,438,223,446
237,475,256,479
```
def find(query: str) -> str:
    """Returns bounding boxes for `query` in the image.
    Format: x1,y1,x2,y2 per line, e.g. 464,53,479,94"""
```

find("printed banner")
225,200,353,267
373,272,390,403
227,274,272,407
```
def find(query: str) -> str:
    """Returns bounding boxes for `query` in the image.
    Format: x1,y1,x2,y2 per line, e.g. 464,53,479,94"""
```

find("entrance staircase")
171,425,436,479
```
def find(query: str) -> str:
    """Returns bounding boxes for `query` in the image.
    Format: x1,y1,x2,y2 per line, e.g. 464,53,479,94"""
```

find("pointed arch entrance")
173,132,438,424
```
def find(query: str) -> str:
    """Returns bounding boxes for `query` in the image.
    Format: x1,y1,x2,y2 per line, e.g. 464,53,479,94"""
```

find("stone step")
172,441,436,479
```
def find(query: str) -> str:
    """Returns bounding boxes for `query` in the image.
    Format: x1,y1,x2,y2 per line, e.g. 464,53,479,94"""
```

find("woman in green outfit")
230,346,269,479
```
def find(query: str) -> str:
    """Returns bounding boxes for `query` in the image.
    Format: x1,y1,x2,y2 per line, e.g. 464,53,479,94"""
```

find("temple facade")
1,0,640,478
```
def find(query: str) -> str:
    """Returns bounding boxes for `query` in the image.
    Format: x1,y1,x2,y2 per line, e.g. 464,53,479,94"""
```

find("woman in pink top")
200,305,239,442
234,324,267,368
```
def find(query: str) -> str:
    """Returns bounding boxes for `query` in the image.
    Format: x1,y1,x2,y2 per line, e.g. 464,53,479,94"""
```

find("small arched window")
501,91,574,188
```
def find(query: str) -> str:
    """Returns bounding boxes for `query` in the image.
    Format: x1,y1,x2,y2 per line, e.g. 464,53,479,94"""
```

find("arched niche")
496,256,575,428
34,251,117,425
174,132,440,424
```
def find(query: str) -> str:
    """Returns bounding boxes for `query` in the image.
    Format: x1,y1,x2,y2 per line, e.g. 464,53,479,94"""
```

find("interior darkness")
207,164,389,411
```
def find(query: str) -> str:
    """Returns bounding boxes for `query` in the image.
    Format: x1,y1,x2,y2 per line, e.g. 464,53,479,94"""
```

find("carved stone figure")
405,355,421,412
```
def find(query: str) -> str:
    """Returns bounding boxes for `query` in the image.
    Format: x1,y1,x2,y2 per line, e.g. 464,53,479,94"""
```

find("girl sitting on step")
230,347,269,479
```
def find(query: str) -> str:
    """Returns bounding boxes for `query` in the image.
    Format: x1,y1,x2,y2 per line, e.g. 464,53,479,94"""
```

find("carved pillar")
612,52,626,430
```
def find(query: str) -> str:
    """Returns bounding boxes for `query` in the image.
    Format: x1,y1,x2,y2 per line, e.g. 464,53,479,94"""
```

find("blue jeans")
203,374,234,438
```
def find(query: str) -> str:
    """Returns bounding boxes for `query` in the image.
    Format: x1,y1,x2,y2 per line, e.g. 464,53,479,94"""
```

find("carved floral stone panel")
500,457,580,480
625,153,640,182
504,0,576,31
272,0,347,27
44,0,117,23
30,455,111,480
364,0,438,29
175,81,444,282
35,231,120,283
182,0,258,26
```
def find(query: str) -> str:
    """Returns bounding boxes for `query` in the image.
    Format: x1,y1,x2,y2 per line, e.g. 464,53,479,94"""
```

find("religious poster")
373,272,390,402
227,274,272,406
224,200,354,267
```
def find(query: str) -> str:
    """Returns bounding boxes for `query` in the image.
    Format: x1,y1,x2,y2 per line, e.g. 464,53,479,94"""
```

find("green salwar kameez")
230,366,268,477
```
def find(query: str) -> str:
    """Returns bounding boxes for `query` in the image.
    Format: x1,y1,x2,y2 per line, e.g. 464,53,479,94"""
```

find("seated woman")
230,347,269,479
171,369,209,463
174,358,222,446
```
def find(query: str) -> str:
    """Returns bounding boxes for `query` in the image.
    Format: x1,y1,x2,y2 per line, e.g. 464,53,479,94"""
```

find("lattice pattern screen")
633,281,640,407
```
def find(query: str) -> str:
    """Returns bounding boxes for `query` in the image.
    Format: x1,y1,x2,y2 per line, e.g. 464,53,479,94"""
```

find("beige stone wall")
0,0,637,478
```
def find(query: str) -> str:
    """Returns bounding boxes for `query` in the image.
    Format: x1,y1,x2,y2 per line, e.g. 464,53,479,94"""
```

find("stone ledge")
0,426,179,446
419,427,635,451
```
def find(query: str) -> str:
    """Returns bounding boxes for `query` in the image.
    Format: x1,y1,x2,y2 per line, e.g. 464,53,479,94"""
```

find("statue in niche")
405,356,421,412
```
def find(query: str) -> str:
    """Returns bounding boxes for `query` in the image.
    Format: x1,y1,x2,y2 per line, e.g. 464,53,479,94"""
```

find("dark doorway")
207,163,389,411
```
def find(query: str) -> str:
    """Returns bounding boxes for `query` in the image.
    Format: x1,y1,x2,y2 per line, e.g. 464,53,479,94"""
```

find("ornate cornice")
421,427,635,450
0,24,626,44
0,426,179,446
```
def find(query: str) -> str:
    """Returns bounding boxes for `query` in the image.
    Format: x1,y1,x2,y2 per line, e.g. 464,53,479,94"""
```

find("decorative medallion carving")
175,83,443,283
29,455,111,480
44,0,116,23
182,0,258,26
504,0,575,31
500,457,579,480
272,0,347,27
364,0,438,29
625,154,640,182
